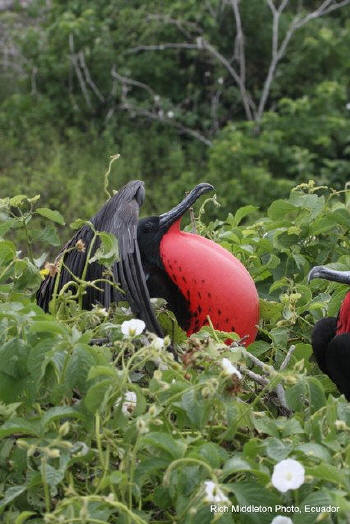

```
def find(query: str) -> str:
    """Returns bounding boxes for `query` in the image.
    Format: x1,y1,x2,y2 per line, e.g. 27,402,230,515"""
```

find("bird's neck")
336,291,350,335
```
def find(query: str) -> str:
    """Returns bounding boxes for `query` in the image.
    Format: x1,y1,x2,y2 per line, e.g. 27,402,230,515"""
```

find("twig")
240,367,269,387
280,344,296,370
238,346,274,375
236,343,294,415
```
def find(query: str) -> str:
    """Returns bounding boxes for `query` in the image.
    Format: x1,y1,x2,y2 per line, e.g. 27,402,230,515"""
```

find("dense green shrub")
0,184,349,522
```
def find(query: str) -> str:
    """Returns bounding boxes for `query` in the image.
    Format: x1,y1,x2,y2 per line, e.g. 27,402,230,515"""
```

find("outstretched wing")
36,180,163,336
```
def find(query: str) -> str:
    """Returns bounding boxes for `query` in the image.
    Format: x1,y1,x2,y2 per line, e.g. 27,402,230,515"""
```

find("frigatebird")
308,265,350,400
37,181,259,344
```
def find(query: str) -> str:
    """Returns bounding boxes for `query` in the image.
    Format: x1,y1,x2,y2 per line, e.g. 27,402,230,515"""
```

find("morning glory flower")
271,517,293,524
271,459,305,493
221,358,242,379
203,480,229,503
121,319,145,337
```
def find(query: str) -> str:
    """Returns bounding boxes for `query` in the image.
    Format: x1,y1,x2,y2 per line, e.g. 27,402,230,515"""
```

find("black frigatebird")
308,265,350,400
37,181,259,344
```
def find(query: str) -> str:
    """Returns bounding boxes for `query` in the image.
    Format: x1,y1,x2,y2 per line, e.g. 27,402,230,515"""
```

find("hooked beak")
159,183,214,229
308,265,350,285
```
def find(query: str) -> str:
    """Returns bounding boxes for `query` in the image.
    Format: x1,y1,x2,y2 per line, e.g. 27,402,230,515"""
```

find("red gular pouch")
336,291,350,336
160,220,259,346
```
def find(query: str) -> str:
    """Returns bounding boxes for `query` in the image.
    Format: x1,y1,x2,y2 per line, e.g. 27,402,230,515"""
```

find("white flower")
271,459,305,493
346,102,350,110
121,319,145,337
167,110,174,118
271,517,293,524
153,337,164,350
121,391,137,415
203,480,229,503
154,95,160,103
221,358,242,379
218,77,224,85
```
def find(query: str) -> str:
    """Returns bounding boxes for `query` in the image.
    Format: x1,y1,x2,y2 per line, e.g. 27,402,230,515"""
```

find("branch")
78,51,105,102
146,14,202,38
237,344,296,415
210,87,222,133
111,66,158,99
69,34,92,109
126,38,255,120
111,66,212,146
120,101,212,146
126,42,199,54
231,0,247,103
257,0,350,120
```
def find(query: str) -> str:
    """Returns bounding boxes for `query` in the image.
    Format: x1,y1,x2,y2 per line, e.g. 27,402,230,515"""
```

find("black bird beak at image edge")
308,266,350,285
159,183,214,229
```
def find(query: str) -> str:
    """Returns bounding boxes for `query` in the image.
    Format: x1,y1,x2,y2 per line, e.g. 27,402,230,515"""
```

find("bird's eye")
143,223,154,233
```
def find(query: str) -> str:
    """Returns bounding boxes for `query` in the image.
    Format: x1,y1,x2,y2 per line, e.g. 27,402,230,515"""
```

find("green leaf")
141,432,186,460
0,485,27,512
293,490,333,524
158,310,187,343
234,205,258,226
252,417,279,437
307,376,327,413
228,481,279,524
41,406,84,428
65,345,96,393
29,321,67,336
268,199,297,220
307,463,349,489
36,207,65,225
0,417,40,438
85,379,113,413
134,457,169,488
222,456,252,476
89,231,119,266
295,442,331,461
15,512,37,524
44,463,64,495
265,437,293,461
70,219,93,230
248,340,270,357
260,299,283,324
0,240,16,267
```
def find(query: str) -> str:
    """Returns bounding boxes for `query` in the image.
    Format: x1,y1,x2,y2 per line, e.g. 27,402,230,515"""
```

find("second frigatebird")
37,181,259,344
308,265,350,400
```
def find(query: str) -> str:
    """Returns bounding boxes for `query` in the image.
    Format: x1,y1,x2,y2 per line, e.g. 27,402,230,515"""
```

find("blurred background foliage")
1,0,350,223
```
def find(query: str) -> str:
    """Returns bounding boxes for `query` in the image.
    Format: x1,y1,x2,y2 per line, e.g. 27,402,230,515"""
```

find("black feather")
36,181,162,335
311,316,350,400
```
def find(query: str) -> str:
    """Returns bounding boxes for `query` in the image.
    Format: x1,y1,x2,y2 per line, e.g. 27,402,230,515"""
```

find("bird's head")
138,183,214,264
308,265,350,335
308,266,350,286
